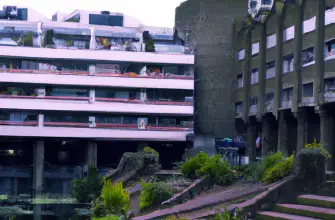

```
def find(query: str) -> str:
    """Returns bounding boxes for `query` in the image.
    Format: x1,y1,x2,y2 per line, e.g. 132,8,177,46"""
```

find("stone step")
297,194,335,209
276,204,335,220
256,211,321,220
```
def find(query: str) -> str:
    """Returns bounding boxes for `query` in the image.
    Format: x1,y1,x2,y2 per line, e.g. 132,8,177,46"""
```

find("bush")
101,180,129,214
181,152,210,179
72,166,102,203
261,154,294,184
143,147,159,161
304,138,331,160
263,152,283,170
91,198,108,218
197,155,234,185
140,182,173,209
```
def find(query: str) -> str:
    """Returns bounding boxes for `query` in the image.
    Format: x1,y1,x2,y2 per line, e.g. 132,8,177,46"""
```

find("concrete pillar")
243,29,252,123
277,111,289,157
89,89,95,104
274,4,284,119
89,64,96,76
257,23,266,121
261,116,271,157
315,0,326,106
13,178,18,196
295,108,307,154
140,88,147,102
87,142,97,168
38,114,44,128
33,141,44,197
292,1,305,113
247,121,257,162
318,107,334,170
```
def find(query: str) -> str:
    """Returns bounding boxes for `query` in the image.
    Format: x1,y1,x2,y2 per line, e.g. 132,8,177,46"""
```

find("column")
87,142,97,168
315,0,326,106
295,108,307,154
257,23,266,121
247,121,257,162
89,89,95,104
38,114,44,128
243,29,252,122
261,115,271,157
89,64,96,76
140,89,147,103
273,5,284,119
33,141,44,197
277,111,289,157
318,107,334,170
292,1,304,113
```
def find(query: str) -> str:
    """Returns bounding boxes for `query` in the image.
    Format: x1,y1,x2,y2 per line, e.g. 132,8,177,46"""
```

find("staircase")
257,194,335,220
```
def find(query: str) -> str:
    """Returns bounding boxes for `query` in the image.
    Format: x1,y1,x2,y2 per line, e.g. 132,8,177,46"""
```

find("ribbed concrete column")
292,1,305,113
315,0,326,106
89,89,95,104
318,107,334,170
261,115,271,157
243,29,252,122
277,111,289,157
257,23,266,121
247,120,257,162
33,141,44,197
274,4,284,119
87,142,97,168
295,108,307,154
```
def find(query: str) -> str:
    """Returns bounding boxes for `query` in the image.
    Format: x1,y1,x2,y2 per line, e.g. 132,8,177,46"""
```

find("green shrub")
101,180,129,214
304,138,331,159
165,216,187,220
197,155,233,185
181,152,210,179
72,166,102,203
261,154,294,184
263,152,283,170
140,182,173,209
91,198,108,218
143,147,159,161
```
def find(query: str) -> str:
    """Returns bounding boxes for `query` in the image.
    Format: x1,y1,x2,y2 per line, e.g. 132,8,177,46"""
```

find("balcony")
0,125,193,141
249,105,257,116
0,44,194,65
235,106,243,118
281,100,292,109
44,166,83,179
301,97,314,106
0,97,193,115
0,166,31,178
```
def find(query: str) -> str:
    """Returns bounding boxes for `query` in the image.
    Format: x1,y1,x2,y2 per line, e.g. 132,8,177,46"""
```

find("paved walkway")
132,182,266,220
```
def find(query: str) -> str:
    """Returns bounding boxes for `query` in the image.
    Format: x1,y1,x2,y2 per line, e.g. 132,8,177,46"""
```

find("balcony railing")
1,68,194,80
44,165,83,179
235,109,243,118
324,91,335,102
301,97,314,105
0,165,31,178
0,120,38,126
95,123,193,131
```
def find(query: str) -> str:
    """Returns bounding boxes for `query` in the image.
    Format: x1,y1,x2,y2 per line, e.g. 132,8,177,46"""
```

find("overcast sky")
1,0,186,27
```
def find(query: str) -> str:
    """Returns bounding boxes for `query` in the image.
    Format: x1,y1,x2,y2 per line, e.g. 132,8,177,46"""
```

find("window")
303,83,314,97
283,26,295,41
158,118,177,126
237,49,245,60
65,14,80,23
236,74,243,88
262,0,273,5
235,102,243,116
301,47,315,65
250,69,259,84
282,88,293,101
325,39,335,57
250,97,258,106
267,34,276,49
283,54,294,73
325,78,335,92
252,42,259,56
89,14,123,26
96,116,122,124
264,92,274,112
266,61,275,79
46,87,88,97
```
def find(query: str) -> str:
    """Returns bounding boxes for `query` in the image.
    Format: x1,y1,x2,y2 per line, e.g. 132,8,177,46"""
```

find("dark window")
89,14,123,26
301,47,314,65
250,97,258,106
282,88,293,101
283,54,294,73
65,14,80,23
236,74,243,88
303,83,314,97
17,8,28,21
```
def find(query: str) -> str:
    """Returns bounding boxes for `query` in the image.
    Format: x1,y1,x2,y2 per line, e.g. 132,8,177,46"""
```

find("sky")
1,0,186,27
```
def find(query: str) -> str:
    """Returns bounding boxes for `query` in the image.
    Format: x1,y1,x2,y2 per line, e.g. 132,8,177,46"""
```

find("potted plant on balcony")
145,38,155,52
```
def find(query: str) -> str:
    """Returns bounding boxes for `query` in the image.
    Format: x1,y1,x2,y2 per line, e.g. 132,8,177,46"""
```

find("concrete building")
175,0,335,169
0,6,194,196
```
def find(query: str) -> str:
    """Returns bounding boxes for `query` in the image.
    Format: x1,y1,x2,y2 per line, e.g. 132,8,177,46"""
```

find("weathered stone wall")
175,0,247,138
